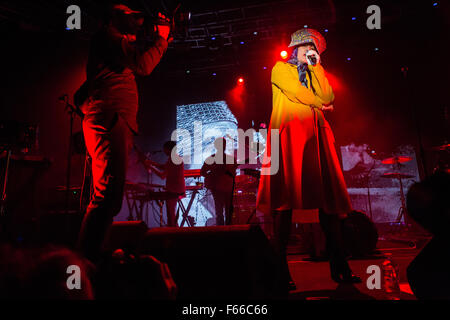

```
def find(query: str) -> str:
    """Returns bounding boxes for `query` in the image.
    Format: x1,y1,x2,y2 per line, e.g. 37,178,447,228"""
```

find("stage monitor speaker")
343,210,378,257
103,221,148,254
138,224,286,299
303,210,378,259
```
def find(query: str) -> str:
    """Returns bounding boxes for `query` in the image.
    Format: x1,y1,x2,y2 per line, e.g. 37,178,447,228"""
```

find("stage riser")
105,224,287,299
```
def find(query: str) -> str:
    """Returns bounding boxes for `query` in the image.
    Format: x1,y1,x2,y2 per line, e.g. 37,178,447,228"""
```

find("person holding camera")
77,4,170,262
257,29,361,289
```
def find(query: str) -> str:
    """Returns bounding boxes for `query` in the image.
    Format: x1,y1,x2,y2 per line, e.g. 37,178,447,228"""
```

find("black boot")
319,210,361,284
330,258,362,283
272,210,296,291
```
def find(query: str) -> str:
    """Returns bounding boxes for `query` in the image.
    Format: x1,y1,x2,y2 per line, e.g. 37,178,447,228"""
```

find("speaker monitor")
138,224,286,299
343,210,378,257
302,210,378,259
103,221,148,253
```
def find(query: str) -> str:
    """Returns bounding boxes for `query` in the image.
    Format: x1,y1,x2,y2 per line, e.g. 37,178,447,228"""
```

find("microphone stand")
60,95,80,241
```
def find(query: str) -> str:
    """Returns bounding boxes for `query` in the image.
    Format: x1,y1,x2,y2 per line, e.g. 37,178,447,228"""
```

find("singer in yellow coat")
257,61,352,216
256,28,360,287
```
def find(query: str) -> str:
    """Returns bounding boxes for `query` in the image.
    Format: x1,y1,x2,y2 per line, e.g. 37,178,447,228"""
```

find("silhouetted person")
406,171,450,299
144,141,186,227
24,247,95,299
76,4,170,262
201,138,238,225
0,245,94,299
95,250,177,299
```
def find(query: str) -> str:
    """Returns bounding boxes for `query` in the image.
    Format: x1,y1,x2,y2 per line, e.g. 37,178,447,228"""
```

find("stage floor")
286,239,425,300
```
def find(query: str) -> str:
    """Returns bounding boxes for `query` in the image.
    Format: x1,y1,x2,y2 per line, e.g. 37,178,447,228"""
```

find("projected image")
175,101,238,226
176,101,239,169
175,101,266,227
340,144,420,224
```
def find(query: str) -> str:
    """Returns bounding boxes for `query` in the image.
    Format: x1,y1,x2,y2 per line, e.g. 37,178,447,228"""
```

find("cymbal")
429,143,450,151
381,172,414,179
382,156,413,165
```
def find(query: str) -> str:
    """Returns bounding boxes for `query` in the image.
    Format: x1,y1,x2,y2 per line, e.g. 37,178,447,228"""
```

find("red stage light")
280,50,288,59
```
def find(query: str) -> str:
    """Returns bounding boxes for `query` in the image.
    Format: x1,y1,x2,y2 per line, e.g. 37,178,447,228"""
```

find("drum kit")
125,141,449,228
379,142,450,226
380,156,415,226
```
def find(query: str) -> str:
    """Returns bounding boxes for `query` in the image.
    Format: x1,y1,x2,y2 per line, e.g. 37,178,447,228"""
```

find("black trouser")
212,190,233,226
318,210,352,277
272,210,293,285
272,209,352,284
77,113,133,263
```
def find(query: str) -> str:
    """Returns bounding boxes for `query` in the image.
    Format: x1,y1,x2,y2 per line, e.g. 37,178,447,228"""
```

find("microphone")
306,50,318,66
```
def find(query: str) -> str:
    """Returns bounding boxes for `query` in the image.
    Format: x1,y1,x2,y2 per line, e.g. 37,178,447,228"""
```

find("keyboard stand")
179,189,199,227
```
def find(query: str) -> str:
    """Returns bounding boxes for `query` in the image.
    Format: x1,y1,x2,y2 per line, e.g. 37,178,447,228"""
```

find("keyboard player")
144,141,185,227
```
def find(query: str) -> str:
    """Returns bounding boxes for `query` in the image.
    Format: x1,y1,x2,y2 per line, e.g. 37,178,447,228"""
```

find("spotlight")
324,29,329,33
240,41,245,45
208,35,224,51
280,50,288,59
304,25,308,28
253,31,258,35
212,72,217,76
433,2,438,6
238,77,244,84
352,17,356,21
347,57,351,61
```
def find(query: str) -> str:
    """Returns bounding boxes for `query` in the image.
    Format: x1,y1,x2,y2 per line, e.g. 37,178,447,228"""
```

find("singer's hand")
306,50,320,66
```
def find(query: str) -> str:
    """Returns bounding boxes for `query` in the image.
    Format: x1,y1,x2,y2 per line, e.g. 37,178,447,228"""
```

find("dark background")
1,0,449,191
